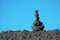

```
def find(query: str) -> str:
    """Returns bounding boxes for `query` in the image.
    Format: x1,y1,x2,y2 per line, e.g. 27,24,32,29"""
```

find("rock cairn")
32,10,44,32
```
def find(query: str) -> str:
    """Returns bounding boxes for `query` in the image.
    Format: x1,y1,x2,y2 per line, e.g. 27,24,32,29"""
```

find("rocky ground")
0,29,60,40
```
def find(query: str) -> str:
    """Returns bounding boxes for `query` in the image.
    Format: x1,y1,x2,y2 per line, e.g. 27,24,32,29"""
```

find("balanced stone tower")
32,10,44,32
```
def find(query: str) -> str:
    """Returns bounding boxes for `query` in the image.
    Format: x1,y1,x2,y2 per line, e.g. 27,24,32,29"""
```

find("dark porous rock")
32,25,44,32
0,29,60,40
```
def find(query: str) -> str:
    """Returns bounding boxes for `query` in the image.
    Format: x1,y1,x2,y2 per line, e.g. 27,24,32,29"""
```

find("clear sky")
0,0,60,32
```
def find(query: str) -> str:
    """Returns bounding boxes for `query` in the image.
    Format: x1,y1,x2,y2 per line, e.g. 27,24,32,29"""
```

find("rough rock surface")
0,29,60,40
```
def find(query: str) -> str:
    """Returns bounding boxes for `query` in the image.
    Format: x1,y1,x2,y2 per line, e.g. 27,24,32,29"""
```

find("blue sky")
0,0,60,32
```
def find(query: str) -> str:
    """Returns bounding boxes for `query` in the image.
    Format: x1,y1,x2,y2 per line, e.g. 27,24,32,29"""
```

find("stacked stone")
32,10,44,32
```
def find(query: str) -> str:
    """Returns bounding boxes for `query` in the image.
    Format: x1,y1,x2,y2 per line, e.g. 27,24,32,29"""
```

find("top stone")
35,10,39,21
35,10,39,16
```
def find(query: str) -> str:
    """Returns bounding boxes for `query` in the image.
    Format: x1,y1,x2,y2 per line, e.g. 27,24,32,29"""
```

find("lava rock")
0,29,60,40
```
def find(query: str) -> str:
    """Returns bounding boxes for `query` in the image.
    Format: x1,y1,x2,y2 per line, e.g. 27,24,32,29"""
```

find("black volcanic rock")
0,29,60,40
